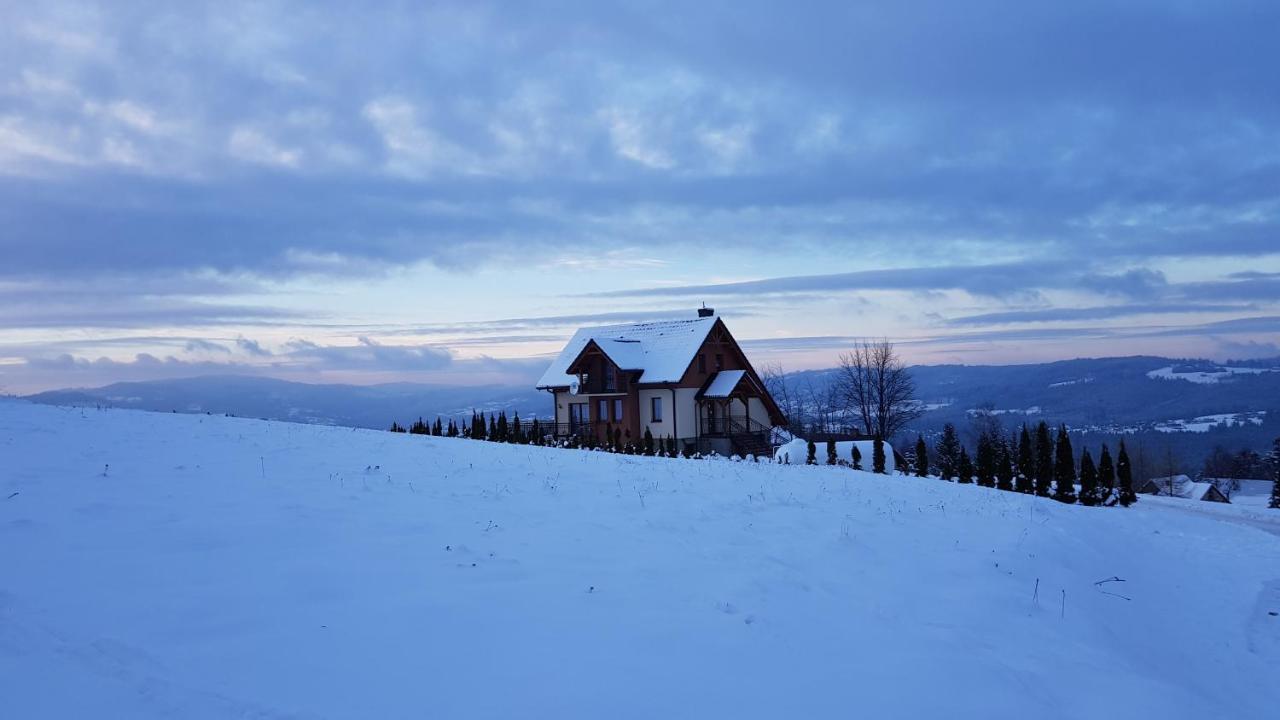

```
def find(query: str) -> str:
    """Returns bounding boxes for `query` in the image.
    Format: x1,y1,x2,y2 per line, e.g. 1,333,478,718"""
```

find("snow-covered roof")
701,369,747,398
594,339,645,370
535,316,718,389
1144,476,1224,501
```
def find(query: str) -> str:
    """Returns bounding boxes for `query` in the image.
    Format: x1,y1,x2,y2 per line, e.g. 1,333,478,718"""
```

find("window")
651,396,663,422
598,399,608,421
715,353,724,370
570,403,588,428
613,399,623,421
604,364,616,391
698,354,706,373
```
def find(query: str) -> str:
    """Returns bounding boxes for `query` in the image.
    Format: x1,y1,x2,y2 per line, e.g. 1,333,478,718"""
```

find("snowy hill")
2,400,1278,719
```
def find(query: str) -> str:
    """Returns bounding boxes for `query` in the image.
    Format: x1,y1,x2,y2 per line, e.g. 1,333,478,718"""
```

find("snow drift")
1,400,1277,719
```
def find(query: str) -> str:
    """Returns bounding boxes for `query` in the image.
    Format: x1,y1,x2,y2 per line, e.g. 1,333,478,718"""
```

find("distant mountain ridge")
26,375,548,430
24,355,1280,458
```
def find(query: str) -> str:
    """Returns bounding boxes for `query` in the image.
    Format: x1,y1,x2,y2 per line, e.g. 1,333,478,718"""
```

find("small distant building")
535,309,786,457
1139,475,1231,503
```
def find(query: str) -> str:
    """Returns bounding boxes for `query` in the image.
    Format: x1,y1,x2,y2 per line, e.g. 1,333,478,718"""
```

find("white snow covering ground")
774,438,897,474
1153,411,1266,433
2,400,1279,719
1146,365,1277,383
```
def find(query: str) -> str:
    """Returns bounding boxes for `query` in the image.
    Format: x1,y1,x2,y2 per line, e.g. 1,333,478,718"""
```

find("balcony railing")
543,421,611,439
699,415,772,437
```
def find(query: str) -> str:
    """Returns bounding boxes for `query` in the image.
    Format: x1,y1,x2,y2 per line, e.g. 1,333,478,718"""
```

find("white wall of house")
638,389,673,439
675,388,699,439
553,391,568,424
747,397,768,426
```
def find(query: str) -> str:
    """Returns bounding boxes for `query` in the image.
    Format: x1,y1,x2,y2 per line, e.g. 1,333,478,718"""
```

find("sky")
2,1,1280,394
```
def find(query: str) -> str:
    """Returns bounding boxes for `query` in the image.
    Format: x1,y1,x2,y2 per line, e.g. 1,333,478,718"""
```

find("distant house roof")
700,369,748,398
535,316,718,389
1140,475,1231,502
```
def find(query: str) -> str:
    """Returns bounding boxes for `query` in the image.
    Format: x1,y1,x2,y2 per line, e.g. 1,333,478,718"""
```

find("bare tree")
760,362,802,437
834,339,923,441
803,375,844,435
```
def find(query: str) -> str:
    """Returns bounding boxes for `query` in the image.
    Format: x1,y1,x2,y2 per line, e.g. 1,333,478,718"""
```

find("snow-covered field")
1146,364,1278,384
2,400,1278,719
1152,411,1267,433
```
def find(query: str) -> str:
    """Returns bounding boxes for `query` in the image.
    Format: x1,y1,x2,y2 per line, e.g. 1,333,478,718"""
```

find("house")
1139,475,1231,503
1203,477,1274,506
534,309,785,457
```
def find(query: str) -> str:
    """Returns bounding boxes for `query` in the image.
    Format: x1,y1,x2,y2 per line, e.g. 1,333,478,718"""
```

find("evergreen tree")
1034,421,1053,497
530,418,541,445
937,423,960,480
604,422,614,452
511,413,523,443
915,435,928,477
1116,440,1137,507
644,427,655,456
489,414,498,441
614,426,623,453
873,436,887,474
1268,437,1280,509
975,433,995,487
957,447,974,484
1053,425,1077,503
995,438,1015,491
448,420,458,437
474,412,488,441
1015,425,1035,494
827,439,838,466
389,421,407,433
433,418,443,436
851,444,863,471
1097,444,1116,505
410,417,429,435
806,440,817,465
1079,448,1100,506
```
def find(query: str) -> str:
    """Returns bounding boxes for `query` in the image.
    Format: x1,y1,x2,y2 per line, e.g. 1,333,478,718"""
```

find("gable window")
604,364,616,391
715,353,724,371
613,399,623,421
698,354,706,374
651,396,663,422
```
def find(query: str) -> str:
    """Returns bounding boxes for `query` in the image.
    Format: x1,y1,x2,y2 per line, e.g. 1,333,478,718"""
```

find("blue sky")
2,1,1279,393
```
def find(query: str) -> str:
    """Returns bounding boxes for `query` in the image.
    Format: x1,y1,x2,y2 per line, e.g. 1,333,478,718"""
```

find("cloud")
945,303,1250,326
280,337,453,372
235,337,272,357
185,339,232,354
586,262,1170,300
228,126,301,168
1177,276,1280,302
382,309,740,336
2,0,1279,391
0,298,306,329
1,1,1277,285
2,337,461,393
1133,315,1280,338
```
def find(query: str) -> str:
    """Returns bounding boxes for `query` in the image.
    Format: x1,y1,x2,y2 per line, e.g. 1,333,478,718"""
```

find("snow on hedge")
1,400,1277,718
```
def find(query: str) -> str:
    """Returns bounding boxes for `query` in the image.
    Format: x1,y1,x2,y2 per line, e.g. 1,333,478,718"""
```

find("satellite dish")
569,379,581,395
